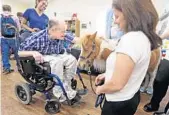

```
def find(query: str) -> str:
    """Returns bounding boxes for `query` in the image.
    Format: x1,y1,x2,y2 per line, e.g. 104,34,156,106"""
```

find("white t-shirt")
104,31,151,101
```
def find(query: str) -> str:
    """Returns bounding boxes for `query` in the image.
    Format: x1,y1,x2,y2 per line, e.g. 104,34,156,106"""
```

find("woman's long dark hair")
112,0,162,50
35,0,47,8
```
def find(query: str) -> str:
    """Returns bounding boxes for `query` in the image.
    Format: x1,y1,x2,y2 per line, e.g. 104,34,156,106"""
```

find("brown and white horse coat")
78,32,161,94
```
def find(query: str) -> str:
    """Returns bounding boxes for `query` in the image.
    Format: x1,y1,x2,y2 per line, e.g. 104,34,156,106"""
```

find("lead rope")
88,67,96,94
88,38,121,110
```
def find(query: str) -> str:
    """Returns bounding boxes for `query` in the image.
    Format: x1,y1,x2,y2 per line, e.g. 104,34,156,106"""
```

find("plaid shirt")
19,29,74,55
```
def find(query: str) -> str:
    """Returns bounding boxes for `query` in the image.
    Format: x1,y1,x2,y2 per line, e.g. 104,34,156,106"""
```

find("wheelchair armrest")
19,55,51,74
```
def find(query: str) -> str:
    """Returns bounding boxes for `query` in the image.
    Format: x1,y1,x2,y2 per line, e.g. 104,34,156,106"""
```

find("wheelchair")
15,56,87,114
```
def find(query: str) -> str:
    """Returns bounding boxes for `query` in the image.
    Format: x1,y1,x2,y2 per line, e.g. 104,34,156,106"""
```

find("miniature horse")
78,32,161,94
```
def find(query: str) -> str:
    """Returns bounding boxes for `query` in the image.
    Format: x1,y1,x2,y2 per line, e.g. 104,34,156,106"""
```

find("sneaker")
62,93,81,105
71,93,81,105
3,68,14,74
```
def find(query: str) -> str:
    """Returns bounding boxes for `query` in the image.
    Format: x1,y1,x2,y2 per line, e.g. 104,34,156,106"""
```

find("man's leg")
58,53,78,101
43,55,77,102
144,59,169,112
62,53,77,86
1,38,12,73
9,39,20,67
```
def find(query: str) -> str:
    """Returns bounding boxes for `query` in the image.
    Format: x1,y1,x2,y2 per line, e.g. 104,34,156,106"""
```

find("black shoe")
3,68,14,74
71,93,81,105
144,103,159,112
62,93,81,105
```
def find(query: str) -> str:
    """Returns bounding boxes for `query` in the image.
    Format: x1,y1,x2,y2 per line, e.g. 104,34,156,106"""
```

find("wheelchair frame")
15,56,87,114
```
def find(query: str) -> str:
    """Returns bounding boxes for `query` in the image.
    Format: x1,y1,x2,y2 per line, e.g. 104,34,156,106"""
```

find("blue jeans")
1,38,20,70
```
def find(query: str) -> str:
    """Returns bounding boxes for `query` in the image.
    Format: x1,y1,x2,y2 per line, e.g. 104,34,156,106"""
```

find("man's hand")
32,51,44,63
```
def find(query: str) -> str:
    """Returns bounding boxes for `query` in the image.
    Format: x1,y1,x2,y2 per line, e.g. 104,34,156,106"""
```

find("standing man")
1,5,21,74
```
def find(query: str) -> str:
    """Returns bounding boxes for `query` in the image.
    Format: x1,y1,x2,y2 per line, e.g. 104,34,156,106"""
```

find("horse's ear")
90,31,97,39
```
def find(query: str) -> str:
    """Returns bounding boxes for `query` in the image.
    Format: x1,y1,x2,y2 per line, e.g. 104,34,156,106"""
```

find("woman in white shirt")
95,0,162,115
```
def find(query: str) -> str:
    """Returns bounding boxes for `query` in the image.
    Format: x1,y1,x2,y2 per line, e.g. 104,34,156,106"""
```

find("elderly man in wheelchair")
17,20,83,112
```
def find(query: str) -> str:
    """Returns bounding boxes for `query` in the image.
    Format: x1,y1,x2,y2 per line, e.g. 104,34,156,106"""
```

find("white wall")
1,0,168,36
152,0,169,15
1,0,29,16
46,0,112,36
46,0,169,36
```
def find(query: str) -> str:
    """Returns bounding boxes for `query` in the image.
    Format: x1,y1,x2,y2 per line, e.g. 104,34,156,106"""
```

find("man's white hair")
48,19,66,29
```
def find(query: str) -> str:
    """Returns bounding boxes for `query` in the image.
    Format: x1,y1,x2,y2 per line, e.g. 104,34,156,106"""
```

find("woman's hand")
96,86,103,95
32,28,40,32
95,74,105,86
95,74,105,95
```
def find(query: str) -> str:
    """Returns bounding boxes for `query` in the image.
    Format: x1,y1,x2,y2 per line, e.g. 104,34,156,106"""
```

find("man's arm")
19,35,37,51
64,33,80,44
161,31,169,39
19,51,44,63
18,51,36,57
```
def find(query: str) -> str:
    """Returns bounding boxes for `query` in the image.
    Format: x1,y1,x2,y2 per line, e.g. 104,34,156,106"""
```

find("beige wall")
1,0,29,16
152,0,169,15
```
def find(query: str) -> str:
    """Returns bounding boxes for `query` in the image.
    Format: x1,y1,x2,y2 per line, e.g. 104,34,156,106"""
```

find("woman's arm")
21,18,34,32
96,53,135,95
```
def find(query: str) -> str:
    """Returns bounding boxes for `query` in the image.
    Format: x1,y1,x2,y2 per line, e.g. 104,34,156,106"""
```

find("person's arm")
161,31,169,39
21,9,39,32
64,33,80,44
72,37,81,44
18,51,44,63
21,17,35,32
19,36,43,62
96,53,135,94
13,16,21,32
20,36,36,51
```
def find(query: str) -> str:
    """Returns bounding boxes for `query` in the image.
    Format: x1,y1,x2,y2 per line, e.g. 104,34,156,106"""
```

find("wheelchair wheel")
45,100,61,114
15,82,32,105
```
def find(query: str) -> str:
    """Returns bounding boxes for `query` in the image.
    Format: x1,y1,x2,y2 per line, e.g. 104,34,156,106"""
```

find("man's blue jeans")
1,38,19,70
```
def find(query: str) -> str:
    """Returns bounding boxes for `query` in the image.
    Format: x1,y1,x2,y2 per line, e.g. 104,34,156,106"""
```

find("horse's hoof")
77,89,88,95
